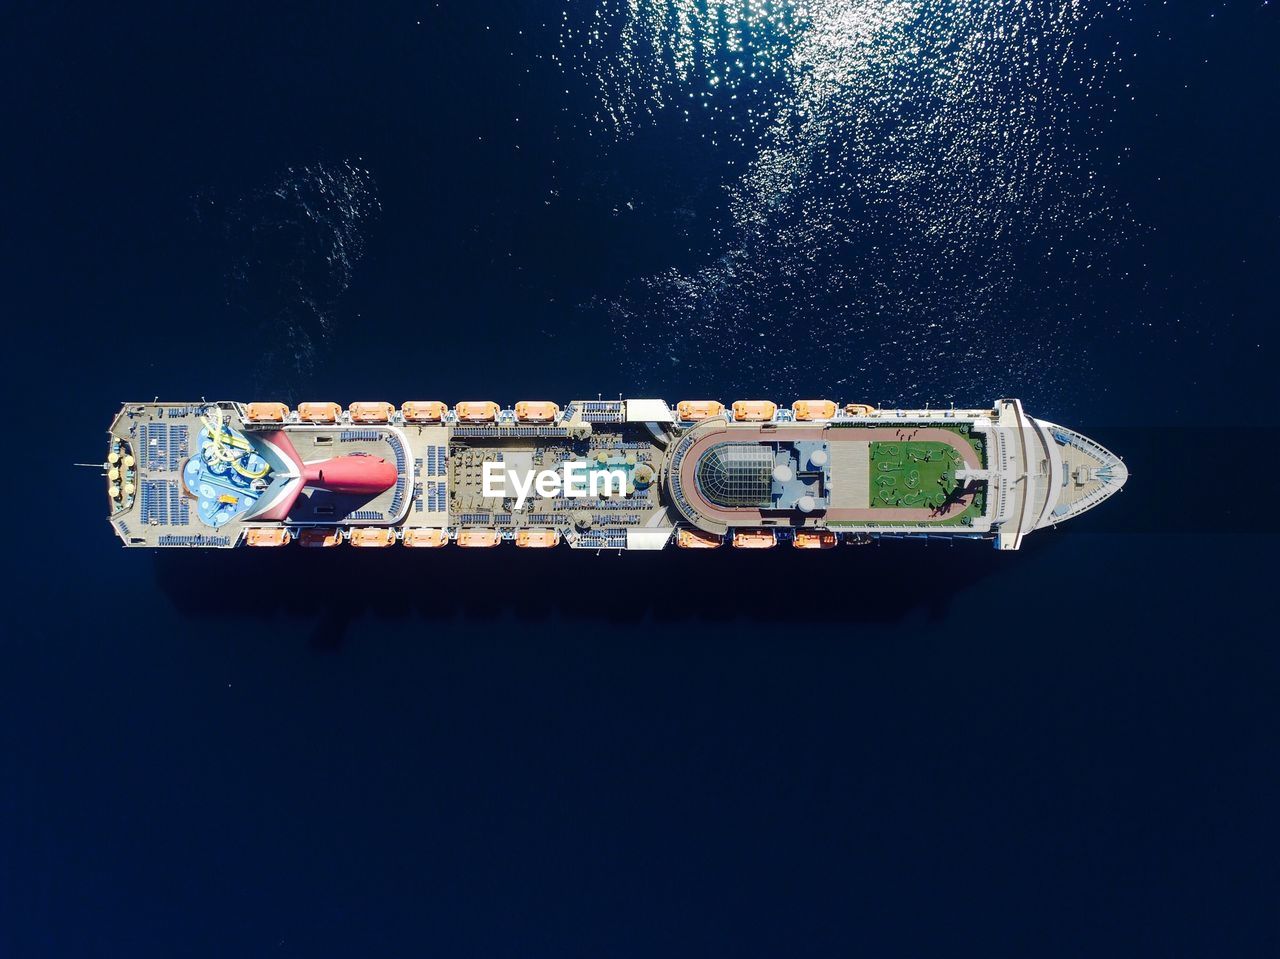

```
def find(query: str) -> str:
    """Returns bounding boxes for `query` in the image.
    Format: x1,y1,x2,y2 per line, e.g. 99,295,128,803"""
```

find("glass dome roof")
694,443,774,508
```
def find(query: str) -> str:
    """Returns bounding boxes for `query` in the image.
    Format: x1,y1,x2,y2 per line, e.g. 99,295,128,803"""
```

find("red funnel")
250,431,398,520
301,455,398,495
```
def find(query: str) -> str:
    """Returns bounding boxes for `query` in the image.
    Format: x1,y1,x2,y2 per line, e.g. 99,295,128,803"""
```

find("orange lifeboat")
515,528,560,548
458,528,501,548
793,530,838,549
245,527,291,547
732,529,777,549
349,527,396,547
349,401,393,424
732,400,777,422
402,528,447,548
676,528,722,549
298,528,341,548
514,401,560,424
456,401,499,423
298,401,340,424
401,401,446,424
844,403,876,417
792,400,837,421
245,402,289,424
676,400,725,422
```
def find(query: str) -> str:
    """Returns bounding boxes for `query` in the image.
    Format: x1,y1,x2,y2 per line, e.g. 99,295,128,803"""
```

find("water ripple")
564,1,1131,404
195,160,380,389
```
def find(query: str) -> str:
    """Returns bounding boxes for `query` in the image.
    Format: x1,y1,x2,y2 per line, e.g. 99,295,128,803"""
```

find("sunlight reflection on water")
561,1,1130,404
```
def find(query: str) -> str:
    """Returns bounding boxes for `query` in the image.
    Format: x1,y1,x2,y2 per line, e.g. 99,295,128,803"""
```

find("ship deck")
671,422,984,532
445,420,667,543
103,398,1124,550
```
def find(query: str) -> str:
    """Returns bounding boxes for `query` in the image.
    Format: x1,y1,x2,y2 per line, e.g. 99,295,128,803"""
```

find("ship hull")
103,398,1126,550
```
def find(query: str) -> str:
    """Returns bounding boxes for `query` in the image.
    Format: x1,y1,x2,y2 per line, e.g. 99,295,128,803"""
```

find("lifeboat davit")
676,528,722,549
732,529,777,548
403,528,447,547
515,401,559,424
298,401,341,424
245,402,289,423
792,400,837,421
732,400,777,422
793,530,838,549
676,400,725,422
350,528,396,547
516,528,560,548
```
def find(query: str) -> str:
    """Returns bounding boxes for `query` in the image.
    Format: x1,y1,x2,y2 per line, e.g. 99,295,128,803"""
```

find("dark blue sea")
4,2,1278,955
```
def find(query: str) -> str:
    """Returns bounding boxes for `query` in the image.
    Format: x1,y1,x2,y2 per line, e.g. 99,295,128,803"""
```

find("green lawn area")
870,441,964,509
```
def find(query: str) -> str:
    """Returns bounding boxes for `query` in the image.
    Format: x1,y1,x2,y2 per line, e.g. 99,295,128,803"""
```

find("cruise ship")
102,398,1126,550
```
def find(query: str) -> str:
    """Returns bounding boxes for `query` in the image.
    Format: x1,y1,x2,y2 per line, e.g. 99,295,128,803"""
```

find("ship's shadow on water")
153,542,1015,650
